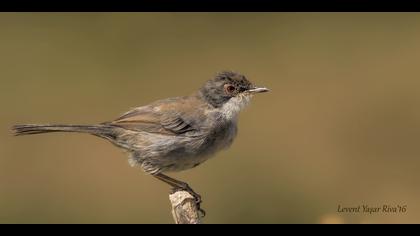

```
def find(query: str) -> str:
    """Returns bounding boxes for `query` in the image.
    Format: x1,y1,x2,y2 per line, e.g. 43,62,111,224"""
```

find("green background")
1,13,419,223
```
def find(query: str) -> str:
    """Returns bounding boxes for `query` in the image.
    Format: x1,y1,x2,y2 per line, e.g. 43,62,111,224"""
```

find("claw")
179,184,202,204
198,208,206,217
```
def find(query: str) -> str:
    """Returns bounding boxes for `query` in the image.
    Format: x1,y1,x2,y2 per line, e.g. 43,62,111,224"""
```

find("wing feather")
108,96,206,135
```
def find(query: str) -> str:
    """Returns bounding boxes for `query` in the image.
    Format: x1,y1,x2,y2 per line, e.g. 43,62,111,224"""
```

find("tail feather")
11,124,116,140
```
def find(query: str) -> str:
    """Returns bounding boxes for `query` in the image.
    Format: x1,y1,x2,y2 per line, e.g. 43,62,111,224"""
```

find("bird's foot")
171,185,206,217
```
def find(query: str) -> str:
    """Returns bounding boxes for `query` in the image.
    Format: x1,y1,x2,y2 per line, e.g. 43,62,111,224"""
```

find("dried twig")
169,190,203,224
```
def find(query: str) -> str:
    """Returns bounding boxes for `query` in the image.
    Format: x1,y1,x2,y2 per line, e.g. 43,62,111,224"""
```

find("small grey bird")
12,71,268,211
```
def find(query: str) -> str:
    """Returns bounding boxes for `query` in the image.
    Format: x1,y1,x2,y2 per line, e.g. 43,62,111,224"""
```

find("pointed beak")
247,87,270,94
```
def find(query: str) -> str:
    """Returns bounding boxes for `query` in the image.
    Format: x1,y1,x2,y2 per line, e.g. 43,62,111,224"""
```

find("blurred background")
1,13,420,224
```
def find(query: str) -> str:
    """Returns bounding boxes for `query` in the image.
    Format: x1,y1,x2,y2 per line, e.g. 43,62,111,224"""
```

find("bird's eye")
224,84,236,94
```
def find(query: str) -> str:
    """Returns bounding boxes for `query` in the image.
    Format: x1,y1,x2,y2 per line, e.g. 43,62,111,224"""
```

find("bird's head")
199,71,269,119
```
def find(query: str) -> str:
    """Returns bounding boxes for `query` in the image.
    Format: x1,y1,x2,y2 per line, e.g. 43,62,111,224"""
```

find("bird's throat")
219,95,252,120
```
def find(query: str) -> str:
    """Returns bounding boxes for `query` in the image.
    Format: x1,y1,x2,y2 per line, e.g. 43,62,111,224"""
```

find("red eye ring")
224,84,236,94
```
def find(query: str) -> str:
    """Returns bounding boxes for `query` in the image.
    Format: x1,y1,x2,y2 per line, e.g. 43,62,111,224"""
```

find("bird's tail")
11,124,117,140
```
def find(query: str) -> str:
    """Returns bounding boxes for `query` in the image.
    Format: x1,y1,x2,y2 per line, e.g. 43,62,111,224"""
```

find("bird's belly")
164,122,238,172
127,122,237,174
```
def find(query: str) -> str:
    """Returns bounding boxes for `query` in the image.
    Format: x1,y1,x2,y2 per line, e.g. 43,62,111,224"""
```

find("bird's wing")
108,96,207,135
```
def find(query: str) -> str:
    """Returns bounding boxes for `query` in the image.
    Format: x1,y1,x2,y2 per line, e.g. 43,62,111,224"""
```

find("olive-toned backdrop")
1,13,419,223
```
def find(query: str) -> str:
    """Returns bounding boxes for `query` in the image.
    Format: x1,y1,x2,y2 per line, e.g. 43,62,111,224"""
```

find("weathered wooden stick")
169,190,202,224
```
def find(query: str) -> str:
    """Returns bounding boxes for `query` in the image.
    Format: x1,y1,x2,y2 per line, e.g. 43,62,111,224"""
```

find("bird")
12,71,269,213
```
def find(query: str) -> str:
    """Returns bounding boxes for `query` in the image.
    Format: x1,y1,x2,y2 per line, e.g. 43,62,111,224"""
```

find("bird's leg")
153,173,206,217
153,173,201,204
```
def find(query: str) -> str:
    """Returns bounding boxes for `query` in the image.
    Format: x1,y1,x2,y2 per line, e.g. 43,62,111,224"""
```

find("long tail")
11,124,117,140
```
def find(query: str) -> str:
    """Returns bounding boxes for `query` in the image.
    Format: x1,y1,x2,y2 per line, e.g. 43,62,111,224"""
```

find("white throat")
220,94,252,120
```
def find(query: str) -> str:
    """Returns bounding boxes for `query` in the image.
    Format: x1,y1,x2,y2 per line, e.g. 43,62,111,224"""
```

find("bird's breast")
200,119,238,156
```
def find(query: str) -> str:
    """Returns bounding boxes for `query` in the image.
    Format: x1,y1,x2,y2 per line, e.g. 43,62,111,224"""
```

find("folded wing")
107,96,208,136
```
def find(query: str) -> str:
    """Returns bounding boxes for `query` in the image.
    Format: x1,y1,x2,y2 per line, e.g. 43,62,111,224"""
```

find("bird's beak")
247,87,270,94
